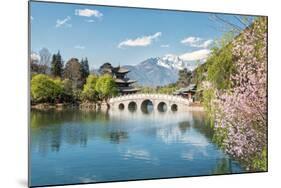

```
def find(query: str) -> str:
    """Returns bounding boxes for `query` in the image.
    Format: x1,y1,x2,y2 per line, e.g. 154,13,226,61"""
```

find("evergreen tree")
80,57,90,83
51,51,63,77
83,57,90,77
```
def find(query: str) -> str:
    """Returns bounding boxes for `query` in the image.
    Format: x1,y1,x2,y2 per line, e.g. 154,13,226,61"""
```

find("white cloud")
74,45,85,49
181,37,202,45
181,36,213,48
118,32,162,48
200,39,213,48
179,49,211,61
75,9,103,18
55,16,72,28
160,44,169,48
30,16,34,21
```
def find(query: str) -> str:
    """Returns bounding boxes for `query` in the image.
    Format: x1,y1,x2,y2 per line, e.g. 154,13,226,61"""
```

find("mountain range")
125,54,204,87
31,50,205,87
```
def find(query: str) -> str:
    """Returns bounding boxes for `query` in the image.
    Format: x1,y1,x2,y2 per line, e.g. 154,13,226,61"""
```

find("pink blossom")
214,18,267,169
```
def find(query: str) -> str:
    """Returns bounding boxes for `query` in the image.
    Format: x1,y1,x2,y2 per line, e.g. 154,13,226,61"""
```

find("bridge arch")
108,94,191,112
128,101,137,112
157,102,167,112
141,99,153,113
118,103,125,110
171,104,178,111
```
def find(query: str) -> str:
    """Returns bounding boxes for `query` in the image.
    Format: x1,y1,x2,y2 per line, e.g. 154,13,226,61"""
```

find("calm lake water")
30,107,244,187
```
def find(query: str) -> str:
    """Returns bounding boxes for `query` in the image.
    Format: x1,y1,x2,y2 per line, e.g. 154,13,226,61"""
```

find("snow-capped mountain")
125,54,204,86
155,54,200,71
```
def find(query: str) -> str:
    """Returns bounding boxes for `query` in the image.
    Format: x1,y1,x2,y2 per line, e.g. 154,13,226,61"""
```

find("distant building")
173,84,197,102
99,63,140,95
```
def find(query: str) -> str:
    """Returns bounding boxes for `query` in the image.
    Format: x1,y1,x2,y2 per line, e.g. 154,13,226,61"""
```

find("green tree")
61,79,74,102
156,83,178,94
95,74,117,100
177,68,192,87
51,51,63,77
140,86,156,94
98,62,113,75
63,58,83,89
31,74,63,103
81,75,99,102
207,45,234,90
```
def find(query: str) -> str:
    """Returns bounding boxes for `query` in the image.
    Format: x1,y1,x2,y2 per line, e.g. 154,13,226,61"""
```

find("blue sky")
30,1,254,69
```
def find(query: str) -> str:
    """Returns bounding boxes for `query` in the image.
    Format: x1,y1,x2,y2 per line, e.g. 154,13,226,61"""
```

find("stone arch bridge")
108,94,192,112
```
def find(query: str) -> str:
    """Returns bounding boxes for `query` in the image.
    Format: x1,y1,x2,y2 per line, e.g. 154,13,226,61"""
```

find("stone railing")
108,94,190,105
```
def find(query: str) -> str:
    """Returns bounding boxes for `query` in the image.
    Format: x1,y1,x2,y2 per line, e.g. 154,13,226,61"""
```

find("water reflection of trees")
213,158,233,174
31,110,214,157
103,131,128,144
31,109,129,155
178,121,192,133
156,111,214,144
31,109,110,127
189,111,214,141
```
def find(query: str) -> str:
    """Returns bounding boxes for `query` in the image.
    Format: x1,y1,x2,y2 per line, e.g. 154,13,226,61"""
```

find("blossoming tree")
214,17,267,170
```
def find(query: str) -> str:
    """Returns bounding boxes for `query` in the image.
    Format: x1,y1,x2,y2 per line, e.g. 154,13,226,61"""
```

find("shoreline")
186,106,205,111
31,102,205,111
31,102,107,111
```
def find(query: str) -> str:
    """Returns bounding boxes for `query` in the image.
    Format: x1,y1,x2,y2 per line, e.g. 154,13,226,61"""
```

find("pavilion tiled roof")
173,84,197,95
115,78,136,84
113,67,130,74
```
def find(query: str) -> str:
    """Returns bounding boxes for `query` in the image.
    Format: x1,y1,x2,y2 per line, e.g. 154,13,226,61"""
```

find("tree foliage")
192,17,267,171
95,74,118,100
30,48,51,75
80,57,90,83
98,62,113,75
81,75,99,102
214,17,267,170
157,83,178,94
61,79,75,102
192,32,235,91
51,51,63,77
206,44,234,90
31,74,63,103
63,58,83,89
177,68,192,88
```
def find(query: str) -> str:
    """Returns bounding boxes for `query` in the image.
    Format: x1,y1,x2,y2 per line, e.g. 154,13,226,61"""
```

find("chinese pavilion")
173,84,197,102
99,63,139,95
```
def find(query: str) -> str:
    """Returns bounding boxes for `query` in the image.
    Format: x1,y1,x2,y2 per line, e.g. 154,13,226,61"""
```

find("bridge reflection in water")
109,94,191,113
